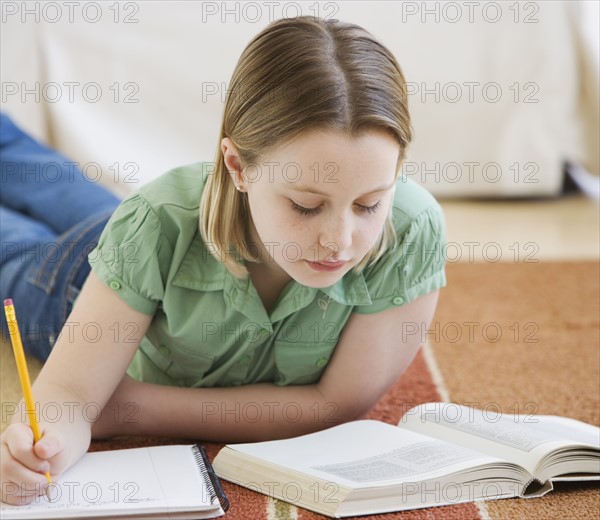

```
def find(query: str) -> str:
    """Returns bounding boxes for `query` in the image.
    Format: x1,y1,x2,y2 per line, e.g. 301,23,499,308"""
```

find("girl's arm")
1,271,152,504
95,290,440,442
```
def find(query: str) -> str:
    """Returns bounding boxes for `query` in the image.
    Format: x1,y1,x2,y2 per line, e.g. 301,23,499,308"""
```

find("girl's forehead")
247,130,399,187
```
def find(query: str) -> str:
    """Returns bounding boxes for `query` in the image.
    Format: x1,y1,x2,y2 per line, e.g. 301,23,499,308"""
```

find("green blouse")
87,162,446,387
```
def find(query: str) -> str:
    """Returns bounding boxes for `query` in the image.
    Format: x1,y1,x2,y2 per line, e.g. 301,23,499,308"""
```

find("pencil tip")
3,299,13,306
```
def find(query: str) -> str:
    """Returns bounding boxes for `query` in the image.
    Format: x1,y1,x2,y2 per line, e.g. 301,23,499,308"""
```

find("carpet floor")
1,261,598,519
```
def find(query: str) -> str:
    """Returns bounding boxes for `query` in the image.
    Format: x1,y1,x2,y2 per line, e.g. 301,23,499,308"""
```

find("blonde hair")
200,16,412,278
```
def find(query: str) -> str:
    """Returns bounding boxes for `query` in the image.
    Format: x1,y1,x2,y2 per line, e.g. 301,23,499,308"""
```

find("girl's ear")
221,137,246,190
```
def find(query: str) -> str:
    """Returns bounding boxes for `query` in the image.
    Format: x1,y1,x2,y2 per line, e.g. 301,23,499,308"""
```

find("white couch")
2,1,598,198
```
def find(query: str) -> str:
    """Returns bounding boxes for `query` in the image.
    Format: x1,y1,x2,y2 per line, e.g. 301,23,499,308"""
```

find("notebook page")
0,445,217,519
151,445,220,509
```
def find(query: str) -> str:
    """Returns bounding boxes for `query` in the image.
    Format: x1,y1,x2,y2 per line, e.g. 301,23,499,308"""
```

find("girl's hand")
0,423,68,505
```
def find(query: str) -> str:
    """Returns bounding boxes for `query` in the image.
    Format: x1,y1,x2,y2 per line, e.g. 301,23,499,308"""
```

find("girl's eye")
291,201,322,216
290,200,382,216
356,200,382,214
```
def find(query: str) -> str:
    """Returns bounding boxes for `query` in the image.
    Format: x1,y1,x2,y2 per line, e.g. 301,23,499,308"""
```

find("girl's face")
224,129,400,288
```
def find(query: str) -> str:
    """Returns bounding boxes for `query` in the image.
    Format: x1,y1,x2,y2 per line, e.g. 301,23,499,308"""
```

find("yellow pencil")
3,298,52,487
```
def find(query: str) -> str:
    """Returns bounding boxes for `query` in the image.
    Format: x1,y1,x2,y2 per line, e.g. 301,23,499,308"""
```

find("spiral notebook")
0,444,229,519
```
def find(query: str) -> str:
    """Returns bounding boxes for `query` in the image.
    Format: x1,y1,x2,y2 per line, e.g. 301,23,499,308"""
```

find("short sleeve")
87,193,171,315
354,203,447,314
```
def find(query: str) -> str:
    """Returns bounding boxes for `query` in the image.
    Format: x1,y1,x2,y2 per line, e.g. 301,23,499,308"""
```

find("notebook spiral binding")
192,444,230,512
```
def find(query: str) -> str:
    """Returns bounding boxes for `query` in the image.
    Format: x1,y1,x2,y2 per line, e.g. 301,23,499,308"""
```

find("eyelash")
290,200,382,216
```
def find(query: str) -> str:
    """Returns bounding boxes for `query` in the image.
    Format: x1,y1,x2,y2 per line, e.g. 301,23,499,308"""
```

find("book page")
399,403,600,475
312,440,489,483
225,420,501,488
0,445,219,519
529,416,600,447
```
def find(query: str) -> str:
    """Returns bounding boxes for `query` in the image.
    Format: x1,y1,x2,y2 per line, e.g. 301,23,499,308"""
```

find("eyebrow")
289,181,395,198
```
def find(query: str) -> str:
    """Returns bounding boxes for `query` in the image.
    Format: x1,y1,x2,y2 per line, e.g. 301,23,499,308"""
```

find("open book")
213,402,599,518
1,444,228,519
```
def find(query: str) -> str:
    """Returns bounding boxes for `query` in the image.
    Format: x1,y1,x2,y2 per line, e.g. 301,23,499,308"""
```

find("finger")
3,423,51,474
33,429,65,461
0,443,49,505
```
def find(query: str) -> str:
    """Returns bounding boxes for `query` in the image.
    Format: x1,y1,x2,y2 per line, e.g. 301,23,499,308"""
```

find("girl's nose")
319,216,352,255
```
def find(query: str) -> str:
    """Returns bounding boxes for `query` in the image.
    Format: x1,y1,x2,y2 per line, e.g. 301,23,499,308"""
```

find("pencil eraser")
3,299,13,306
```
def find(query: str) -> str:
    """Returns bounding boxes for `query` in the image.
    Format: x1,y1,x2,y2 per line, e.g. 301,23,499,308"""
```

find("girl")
0,16,446,504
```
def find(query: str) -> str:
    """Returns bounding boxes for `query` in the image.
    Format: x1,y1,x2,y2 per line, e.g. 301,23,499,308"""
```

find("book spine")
192,444,230,512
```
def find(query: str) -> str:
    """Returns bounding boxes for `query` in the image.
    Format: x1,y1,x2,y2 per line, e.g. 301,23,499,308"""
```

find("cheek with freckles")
354,207,392,256
246,196,305,261
267,220,311,264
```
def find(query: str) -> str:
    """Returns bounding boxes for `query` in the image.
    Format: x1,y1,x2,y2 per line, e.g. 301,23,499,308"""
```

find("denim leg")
1,206,57,265
0,113,122,361
1,205,115,361
0,112,121,235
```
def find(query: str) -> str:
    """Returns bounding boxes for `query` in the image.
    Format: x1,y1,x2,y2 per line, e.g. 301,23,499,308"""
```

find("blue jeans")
0,113,121,361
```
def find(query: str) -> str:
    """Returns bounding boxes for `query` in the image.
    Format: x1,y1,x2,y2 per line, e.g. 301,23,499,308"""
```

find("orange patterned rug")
90,261,599,520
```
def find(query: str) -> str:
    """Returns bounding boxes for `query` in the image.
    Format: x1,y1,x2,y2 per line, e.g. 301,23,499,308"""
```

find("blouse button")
315,357,328,368
392,296,404,305
159,344,170,355
109,280,121,290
